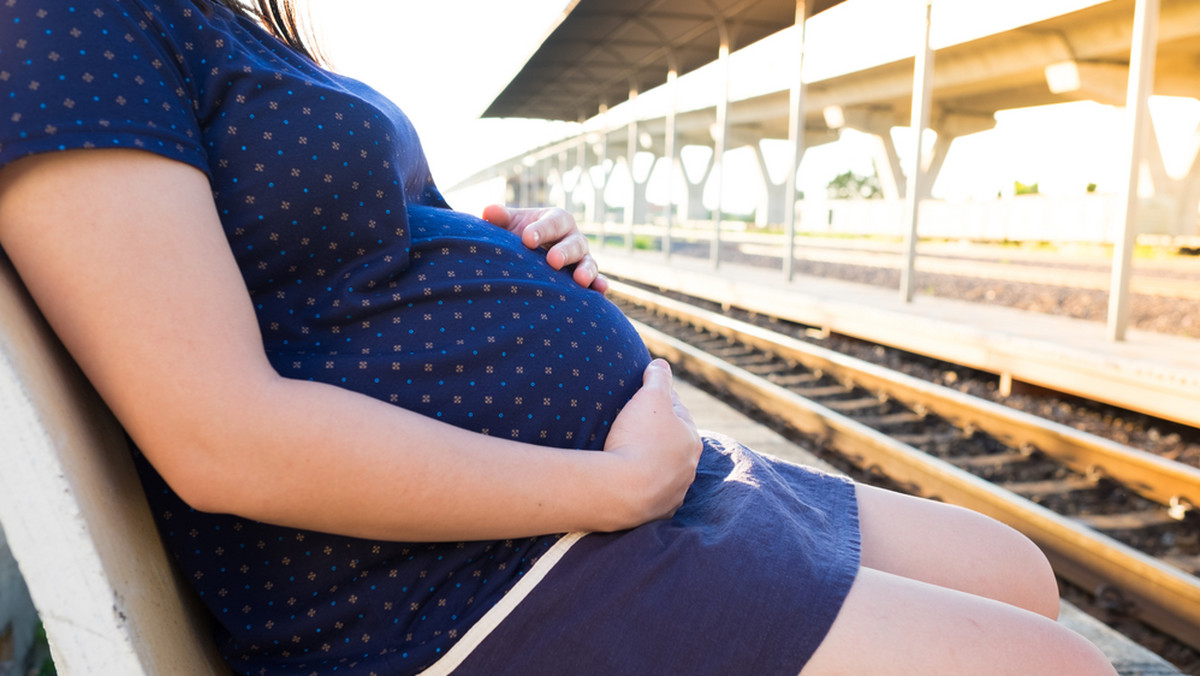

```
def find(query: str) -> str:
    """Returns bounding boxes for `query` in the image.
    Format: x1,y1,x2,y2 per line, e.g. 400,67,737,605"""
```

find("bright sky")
311,1,579,189
311,0,1200,212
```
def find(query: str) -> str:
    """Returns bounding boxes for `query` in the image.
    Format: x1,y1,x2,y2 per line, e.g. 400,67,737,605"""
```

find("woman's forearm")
178,372,630,541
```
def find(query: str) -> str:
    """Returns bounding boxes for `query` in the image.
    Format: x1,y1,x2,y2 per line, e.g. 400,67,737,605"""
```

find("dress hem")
416,531,588,675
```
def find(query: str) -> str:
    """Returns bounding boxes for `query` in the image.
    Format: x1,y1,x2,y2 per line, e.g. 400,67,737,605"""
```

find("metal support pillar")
558,147,570,212
710,23,731,269
518,163,530,208
625,83,640,251
576,114,590,223
596,103,610,248
782,0,810,281
540,158,549,206
1108,0,1159,341
900,0,934,303
664,64,679,260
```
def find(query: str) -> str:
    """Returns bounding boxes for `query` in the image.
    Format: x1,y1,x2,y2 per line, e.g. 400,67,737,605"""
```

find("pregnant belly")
266,205,652,450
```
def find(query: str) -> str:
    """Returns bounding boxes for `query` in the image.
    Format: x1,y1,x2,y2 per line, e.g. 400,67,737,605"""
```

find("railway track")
607,279,1200,654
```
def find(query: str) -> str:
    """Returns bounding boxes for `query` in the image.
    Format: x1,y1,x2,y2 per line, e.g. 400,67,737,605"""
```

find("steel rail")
611,280,1200,512
612,283,1200,651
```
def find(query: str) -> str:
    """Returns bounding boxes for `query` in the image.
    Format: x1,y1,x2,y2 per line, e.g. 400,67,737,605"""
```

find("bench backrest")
0,255,229,675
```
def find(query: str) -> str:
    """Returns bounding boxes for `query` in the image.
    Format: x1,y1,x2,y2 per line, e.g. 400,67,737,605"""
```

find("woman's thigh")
854,483,1060,618
801,567,1117,676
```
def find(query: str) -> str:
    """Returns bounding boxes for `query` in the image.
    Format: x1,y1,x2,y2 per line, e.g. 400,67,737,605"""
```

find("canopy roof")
482,0,846,121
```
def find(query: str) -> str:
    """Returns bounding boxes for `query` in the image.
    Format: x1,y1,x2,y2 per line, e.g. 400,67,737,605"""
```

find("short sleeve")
0,0,208,173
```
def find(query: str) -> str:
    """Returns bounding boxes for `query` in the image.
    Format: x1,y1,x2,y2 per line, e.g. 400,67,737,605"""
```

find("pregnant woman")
0,1,1114,674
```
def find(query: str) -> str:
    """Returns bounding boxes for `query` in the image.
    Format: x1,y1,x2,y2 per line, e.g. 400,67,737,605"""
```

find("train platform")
671,377,1182,675
598,247,1200,429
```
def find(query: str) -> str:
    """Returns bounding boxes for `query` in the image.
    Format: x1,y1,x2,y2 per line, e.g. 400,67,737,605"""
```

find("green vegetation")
826,170,882,200
1013,180,1039,195
32,622,54,676
632,235,657,251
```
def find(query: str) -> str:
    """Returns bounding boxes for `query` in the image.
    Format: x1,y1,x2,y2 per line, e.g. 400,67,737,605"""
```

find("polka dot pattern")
2,1,651,674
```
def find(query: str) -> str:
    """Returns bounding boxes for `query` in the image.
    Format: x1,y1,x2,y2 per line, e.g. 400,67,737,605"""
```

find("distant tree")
1014,180,1039,195
1086,182,1098,193
827,170,882,200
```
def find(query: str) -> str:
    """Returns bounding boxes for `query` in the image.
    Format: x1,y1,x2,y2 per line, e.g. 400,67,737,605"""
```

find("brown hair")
196,0,326,65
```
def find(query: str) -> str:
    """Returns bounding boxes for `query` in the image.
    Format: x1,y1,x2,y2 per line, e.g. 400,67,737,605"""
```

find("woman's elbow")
143,436,249,515
132,372,286,514
132,394,276,516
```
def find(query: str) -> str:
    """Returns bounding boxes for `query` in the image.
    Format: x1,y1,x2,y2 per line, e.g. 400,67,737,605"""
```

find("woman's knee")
802,567,1117,676
945,503,1061,618
855,484,1060,618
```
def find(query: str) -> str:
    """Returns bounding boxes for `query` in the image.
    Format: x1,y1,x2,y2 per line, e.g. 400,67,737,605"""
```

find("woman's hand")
482,204,609,294
598,359,702,530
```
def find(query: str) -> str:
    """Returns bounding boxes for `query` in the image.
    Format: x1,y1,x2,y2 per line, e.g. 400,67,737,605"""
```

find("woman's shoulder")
0,0,216,172
0,0,281,73
0,0,322,175
1,0,197,38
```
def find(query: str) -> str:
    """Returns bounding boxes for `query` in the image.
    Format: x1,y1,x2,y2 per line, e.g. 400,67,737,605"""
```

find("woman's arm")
0,149,700,541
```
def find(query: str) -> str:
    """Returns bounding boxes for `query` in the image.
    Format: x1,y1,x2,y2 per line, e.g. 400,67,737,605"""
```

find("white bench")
0,255,230,675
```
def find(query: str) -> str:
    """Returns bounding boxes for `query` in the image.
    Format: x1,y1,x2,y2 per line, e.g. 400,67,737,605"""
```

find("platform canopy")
483,0,845,121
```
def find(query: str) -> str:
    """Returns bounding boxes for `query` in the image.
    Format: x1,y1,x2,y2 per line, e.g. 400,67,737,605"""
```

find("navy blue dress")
0,1,861,674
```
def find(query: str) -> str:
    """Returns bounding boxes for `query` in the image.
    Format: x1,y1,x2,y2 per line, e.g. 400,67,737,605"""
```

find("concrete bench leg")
0,258,229,675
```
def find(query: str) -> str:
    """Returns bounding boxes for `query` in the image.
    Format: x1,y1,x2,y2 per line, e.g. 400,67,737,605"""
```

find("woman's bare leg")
801,567,1117,675
802,484,1117,674
855,483,1061,618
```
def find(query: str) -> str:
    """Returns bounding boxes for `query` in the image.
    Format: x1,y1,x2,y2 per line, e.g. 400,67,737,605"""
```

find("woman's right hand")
598,359,702,530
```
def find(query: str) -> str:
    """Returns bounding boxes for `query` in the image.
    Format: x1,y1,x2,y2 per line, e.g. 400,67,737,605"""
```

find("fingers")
483,204,606,291
588,271,610,295
480,203,512,229
600,358,701,527
482,205,580,258
642,358,673,383
545,231,590,269
635,359,675,412
481,204,561,245
670,383,696,428
527,211,588,269
560,253,607,293
524,207,576,248
642,359,695,424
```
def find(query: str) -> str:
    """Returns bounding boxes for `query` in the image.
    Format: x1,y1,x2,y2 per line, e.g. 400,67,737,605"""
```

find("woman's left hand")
482,204,609,294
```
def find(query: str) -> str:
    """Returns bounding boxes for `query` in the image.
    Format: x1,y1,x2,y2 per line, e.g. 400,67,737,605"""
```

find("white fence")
447,184,1197,245
801,194,1188,244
